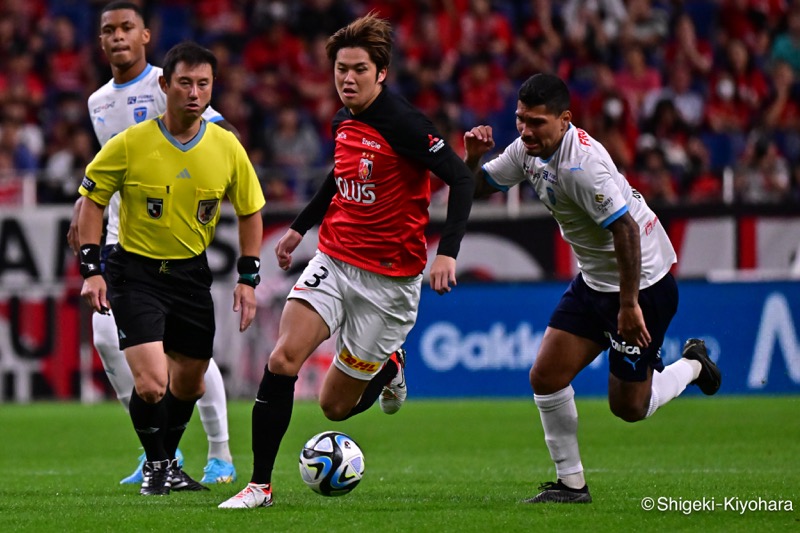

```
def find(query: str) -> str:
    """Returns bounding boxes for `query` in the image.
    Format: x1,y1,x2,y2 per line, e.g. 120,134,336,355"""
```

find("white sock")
534,385,585,489
197,359,233,462
645,358,699,418
93,312,134,411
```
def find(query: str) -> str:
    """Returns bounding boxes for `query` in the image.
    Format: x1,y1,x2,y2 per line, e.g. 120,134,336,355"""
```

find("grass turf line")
1,397,798,532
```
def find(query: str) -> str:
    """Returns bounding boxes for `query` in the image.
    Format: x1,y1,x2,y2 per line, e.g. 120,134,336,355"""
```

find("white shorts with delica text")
288,251,422,380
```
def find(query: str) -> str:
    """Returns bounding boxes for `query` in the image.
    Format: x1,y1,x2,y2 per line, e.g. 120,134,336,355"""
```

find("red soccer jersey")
300,89,473,277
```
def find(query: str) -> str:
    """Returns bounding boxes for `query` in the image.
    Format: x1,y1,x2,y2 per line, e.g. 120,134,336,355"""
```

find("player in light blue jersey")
464,73,721,503
67,1,236,486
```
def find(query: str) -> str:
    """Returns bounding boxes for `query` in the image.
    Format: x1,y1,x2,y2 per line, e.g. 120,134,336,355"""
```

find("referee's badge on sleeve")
197,199,219,225
81,176,96,192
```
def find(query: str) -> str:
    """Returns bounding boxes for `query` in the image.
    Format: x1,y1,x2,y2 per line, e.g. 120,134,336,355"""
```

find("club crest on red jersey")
358,157,373,181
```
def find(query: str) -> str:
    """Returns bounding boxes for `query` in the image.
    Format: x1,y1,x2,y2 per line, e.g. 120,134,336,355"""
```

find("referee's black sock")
163,388,197,462
344,359,397,419
251,370,297,485
129,388,168,462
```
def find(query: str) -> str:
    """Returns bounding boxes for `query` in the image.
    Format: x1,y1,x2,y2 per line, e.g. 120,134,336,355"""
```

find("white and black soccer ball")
299,431,365,496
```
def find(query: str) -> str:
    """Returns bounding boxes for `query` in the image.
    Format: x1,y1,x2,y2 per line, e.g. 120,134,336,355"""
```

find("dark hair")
162,41,218,83
100,1,145,21
326,12,393,74
518,74,571,116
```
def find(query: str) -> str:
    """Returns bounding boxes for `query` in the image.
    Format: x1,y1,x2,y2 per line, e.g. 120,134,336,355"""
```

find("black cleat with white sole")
682,338,721,395
523,480,592,504
167,459,209,491
140,459,170,496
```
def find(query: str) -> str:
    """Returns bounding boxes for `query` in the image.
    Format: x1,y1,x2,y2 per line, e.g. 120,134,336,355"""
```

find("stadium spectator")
2,100,45,165
77,40,265,496
614,44,662,122
463,73,721,504
219,12,475,510
457,0,514,63
294,33,345,135
290,0,355,42
40,126,93,203
641,61,706,129
1,0,799,206
561,0,627,56
733,132,792,203
458,55,512,126
578,64,638,172
263,106,324,201
2,49,46,112
639,98,692,176
618,0,669,51
0,116,37,172
770,6,800,75
241,14,304,77
663,12,713,77
704,72,752,135
47,15,94,97
508,0,562,83
763,60,800,163
631,144,680,205
717,0,769,53
721,39,771,116
684,135,723,203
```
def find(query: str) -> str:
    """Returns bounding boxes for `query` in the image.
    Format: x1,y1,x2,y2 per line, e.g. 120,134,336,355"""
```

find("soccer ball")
299,431,365,496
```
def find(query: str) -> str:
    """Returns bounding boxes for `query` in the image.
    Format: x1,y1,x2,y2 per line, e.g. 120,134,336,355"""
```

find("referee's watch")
237,273,261,288
237,256,261,288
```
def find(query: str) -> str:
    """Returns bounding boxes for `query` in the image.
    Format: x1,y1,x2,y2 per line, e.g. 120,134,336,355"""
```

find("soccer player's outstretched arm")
463,125,501,198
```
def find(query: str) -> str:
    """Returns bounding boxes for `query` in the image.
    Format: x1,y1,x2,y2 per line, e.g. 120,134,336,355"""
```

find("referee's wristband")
79,244,102,279
237,256,261,287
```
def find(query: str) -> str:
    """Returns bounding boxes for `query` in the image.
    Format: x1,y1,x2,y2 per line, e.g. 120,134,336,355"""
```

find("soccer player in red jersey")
219,13,474,509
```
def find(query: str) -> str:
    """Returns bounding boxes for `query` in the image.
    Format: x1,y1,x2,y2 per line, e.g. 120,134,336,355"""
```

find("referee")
77,41,265,496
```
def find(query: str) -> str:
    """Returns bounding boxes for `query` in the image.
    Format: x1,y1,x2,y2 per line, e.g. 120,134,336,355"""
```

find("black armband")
237,256,261,287
79,244,102,279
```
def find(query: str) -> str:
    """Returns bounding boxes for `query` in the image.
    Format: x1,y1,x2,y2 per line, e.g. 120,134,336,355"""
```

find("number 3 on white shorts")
302,266,329,288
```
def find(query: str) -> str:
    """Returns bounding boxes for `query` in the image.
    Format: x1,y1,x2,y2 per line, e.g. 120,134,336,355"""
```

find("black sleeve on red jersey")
428,152,474,259
290,169,336,235
373,95,474,259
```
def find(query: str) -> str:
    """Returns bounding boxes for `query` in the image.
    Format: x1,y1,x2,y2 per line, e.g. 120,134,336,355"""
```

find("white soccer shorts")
288,251,421,380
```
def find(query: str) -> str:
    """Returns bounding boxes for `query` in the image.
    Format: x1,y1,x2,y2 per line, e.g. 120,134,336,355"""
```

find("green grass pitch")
2,397,798,532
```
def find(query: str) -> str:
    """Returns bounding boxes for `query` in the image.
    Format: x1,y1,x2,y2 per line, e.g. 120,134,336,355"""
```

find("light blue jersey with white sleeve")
482,124,676,292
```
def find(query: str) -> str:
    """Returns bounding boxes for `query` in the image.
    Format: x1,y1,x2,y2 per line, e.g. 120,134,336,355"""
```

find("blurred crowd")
0,0,799,206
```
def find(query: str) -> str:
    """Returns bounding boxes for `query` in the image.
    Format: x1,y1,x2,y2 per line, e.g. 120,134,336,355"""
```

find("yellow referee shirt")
80,118,265,259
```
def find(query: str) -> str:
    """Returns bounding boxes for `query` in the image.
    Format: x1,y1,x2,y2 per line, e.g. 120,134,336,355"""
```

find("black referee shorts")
104,245,215,359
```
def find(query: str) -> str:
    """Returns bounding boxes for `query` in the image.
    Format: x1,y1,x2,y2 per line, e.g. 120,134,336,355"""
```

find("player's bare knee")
319,399,349,421
610,401,647,423
530,365,569,395
134,373,168,403
171,381,205,401
136,385,166,404
267,348,301,376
